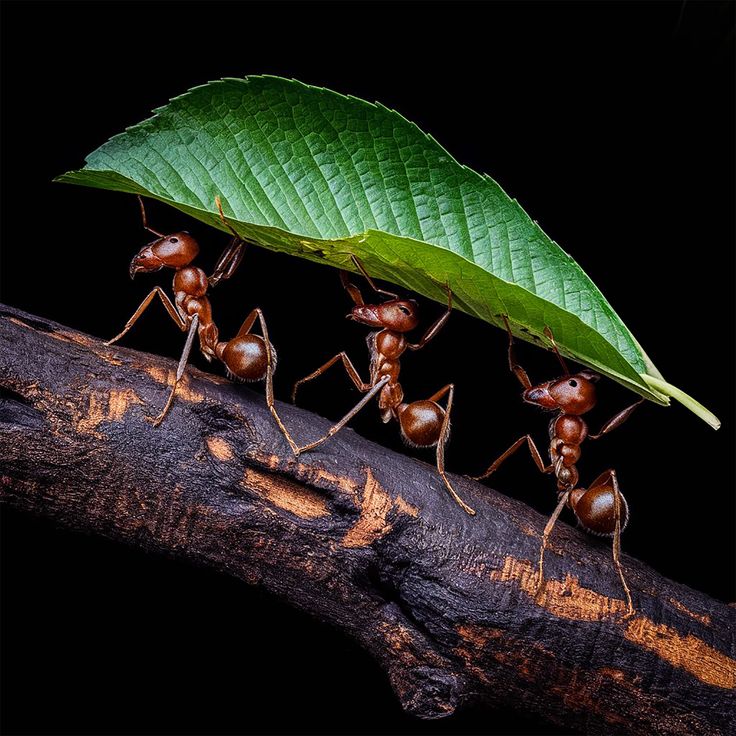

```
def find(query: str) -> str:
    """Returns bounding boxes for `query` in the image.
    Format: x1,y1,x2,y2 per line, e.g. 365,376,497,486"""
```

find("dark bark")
0,304,733,735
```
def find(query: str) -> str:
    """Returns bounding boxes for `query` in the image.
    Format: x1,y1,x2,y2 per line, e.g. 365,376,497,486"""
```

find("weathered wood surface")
0,304,733,735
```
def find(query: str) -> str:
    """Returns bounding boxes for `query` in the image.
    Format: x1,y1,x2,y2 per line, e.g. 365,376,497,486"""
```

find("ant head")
129,232,199,278
523,369,599,415
349,299,419,332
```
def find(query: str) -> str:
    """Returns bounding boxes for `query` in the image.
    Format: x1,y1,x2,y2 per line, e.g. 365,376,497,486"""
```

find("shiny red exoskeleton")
292,256,474,514
105,197,296,449
474,318,643,613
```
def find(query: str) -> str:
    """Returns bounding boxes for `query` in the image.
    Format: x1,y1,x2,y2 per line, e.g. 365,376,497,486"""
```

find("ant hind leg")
399,384,475,516
226,308,300,454
433,384,476,516
607,470,634,616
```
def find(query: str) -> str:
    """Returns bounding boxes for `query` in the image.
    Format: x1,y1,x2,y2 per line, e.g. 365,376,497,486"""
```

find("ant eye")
569,379,578,387
398,306,410,315
169,237,179,243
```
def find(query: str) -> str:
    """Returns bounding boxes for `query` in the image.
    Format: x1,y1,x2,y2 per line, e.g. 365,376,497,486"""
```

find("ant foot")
104,329,129,347
533,577,548,603
467,467,499,482
621,592,635,619
146,412,166,428
458,500,476,516
441,479,476,515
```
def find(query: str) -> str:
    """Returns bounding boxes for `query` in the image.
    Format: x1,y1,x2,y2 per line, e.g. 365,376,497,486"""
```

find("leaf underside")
57,75,719,428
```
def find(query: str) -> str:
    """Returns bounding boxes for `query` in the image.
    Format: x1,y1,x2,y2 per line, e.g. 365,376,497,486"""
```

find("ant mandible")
105,196,297,449
291,256,475,515
473,317,644,614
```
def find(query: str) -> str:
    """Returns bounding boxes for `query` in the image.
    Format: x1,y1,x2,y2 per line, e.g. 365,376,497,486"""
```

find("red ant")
291,257,474,515
473,317,643,614
105,196,296,448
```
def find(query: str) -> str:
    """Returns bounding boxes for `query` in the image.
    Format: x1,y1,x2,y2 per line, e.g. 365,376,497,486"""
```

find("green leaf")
57,75,719,429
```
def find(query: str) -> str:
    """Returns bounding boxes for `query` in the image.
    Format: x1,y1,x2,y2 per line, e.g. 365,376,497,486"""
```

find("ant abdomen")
219,335,276,383
570,485,629,537
398,400,445,448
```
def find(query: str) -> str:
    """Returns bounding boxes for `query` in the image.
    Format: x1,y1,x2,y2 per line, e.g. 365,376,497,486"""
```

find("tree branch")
0,304,733,735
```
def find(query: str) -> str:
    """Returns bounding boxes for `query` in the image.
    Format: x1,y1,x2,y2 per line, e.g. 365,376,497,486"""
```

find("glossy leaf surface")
58,76,718,427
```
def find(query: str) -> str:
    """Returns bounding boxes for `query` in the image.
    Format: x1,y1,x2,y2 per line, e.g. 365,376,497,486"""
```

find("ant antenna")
543,326,570,375
349,255,399,299
138,196,164,238
215,196,241,240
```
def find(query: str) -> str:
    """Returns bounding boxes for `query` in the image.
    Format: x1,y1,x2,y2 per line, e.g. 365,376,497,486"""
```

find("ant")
473,317,643,614
105,196,296,448
291,256,475,515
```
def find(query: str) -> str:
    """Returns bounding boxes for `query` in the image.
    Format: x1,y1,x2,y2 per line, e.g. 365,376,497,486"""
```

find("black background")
1,2,734,735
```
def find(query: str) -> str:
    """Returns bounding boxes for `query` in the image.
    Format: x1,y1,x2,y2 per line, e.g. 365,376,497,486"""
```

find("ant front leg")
471,434,552,481
105,287,186,346
291,352,373,404
589,398,644,440
208,237,246,288
209,196,247,288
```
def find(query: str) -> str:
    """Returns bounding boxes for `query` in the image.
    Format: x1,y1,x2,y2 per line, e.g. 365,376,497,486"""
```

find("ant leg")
590,399,645,440
427,384,475,516
471,434,552,481
209,196,246,287
408,284,452,351
501,316,532,389
209,237,246,288
209,197,247,287
105,287,186,346
295,376,390,455
292,352,372,404
138,196,164,237
232,308,300,454
543,326,570,376
150,314,199,426
606,469,634,616
535,490,570,600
